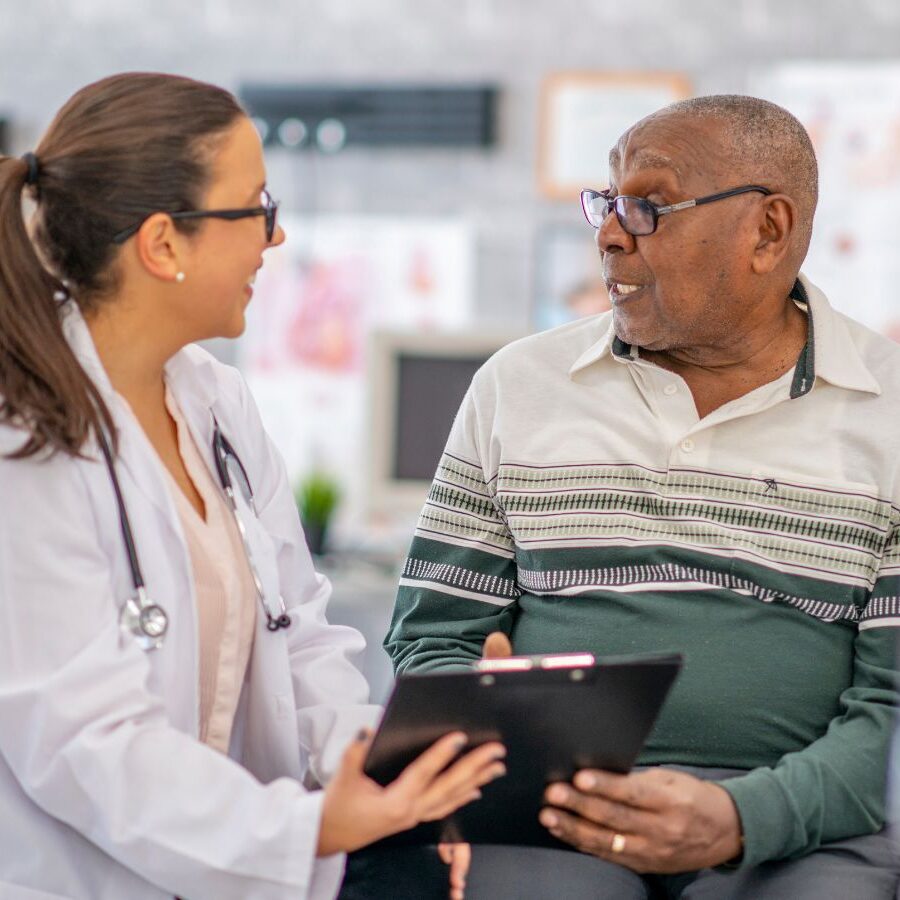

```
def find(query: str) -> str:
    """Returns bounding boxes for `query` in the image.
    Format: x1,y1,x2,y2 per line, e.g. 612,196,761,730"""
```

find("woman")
0,73,505,900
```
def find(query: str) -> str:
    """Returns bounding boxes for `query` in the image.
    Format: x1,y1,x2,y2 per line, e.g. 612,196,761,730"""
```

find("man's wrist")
705,782,744,866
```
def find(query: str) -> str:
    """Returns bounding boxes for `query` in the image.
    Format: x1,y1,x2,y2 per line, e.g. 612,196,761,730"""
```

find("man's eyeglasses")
580,184,772,236
111,188,279,245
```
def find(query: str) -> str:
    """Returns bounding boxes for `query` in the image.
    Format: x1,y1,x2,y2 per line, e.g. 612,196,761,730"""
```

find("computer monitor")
367,330,520,516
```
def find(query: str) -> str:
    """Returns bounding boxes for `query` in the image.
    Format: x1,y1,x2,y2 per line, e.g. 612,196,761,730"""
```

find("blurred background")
4,0,900,698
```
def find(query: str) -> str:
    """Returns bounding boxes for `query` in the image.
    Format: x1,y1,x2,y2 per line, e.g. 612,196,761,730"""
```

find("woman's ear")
133,213,185,283
751,194,797,275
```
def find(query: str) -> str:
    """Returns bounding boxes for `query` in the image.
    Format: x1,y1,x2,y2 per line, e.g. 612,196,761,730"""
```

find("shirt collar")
567,312,623,374
795,273,880,397
59,299,115,397
568,272,881,398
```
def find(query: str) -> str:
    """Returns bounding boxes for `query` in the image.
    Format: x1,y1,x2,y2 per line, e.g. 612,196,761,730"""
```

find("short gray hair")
639,94,818,253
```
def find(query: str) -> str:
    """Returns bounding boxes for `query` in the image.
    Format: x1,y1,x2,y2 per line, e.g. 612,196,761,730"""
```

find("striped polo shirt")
385,274,900,867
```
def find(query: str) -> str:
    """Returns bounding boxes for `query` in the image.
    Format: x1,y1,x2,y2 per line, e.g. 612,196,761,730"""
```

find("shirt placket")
625,358,797,490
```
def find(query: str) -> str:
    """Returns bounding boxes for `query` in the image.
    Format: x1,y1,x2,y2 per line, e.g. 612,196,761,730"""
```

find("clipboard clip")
475,652,596,672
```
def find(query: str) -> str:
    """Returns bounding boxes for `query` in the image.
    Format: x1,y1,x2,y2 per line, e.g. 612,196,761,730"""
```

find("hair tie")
20,152,40,186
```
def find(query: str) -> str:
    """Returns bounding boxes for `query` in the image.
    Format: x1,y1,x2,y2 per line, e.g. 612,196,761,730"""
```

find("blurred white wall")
3,0,900,331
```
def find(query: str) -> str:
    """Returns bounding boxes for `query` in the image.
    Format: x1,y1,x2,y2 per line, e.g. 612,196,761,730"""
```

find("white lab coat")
0,302,381,900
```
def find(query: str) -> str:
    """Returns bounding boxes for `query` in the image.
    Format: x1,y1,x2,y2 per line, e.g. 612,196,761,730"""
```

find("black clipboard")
363,651,682,848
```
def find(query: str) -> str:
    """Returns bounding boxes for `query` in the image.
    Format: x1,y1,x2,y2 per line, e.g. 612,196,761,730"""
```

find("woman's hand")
438,842,472,900
316,729,506,858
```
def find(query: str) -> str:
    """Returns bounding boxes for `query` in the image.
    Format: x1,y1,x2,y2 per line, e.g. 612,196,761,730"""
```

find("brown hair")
0,72,244,458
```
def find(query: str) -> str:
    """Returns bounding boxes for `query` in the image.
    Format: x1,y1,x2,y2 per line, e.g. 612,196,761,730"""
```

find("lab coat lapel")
165,352,304,782
59,304,178,523
167,351,287,633
164,353,219,487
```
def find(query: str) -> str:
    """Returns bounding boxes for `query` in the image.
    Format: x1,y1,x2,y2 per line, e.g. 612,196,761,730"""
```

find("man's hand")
437,842,471,900
539,767,743,873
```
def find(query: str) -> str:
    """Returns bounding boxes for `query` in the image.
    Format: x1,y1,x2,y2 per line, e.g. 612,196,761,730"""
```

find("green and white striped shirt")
386,275,900,867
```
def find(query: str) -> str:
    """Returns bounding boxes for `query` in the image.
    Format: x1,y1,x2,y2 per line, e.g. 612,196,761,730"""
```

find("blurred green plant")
294,472,341,556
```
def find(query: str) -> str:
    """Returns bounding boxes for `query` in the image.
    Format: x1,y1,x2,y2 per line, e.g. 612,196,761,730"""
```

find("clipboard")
363,651,682,848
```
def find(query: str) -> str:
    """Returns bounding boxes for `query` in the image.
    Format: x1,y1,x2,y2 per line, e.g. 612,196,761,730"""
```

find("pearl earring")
175,272,186,283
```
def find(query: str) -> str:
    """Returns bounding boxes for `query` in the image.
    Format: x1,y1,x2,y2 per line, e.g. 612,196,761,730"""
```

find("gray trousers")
466,767,899,900
466,831,897,899
339,765,900,900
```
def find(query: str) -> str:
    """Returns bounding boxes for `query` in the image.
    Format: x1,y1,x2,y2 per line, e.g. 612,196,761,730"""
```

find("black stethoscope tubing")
98,429,147,592
99,419,292,646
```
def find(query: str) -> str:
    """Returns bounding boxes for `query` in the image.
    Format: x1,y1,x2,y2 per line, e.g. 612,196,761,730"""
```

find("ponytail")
0,72,243,459
0,154,115,458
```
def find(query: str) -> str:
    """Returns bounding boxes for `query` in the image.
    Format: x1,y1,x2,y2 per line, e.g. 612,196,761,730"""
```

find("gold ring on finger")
611,833,627,854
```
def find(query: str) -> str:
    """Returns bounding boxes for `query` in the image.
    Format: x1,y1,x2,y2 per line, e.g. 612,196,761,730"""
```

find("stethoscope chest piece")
119,586,169,651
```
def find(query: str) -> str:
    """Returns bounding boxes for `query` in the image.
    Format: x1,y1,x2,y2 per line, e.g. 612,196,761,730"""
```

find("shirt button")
680,438,695,453
663,383,678,396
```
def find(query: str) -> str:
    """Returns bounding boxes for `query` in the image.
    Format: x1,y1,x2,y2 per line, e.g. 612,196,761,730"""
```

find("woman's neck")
84,296,178,412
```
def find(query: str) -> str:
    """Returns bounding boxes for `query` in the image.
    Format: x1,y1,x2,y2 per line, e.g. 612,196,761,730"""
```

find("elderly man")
341,95,900,899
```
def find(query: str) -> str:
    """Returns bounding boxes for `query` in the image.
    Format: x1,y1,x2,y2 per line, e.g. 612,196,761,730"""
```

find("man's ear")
751,194,797,275
133,213,185,283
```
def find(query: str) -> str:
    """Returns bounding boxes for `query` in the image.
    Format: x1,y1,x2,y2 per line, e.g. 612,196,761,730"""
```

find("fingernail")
540,810,559,828
356,728,370,742
575,771,597,790
492,747,507,760
547,785,568,804
493,763,507,778
453,733,468,750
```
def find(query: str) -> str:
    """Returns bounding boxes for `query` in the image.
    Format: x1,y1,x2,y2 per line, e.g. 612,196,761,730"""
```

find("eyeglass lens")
582,191,657,236
614,197,656,235
261,190,277,242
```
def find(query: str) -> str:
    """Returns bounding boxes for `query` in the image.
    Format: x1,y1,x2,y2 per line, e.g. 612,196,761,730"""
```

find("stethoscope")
97,416,292,651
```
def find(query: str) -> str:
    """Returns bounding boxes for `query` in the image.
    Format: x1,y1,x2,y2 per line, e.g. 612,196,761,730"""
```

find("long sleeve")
720,511,900,866
233,370,382,784
0,449,328,900
385,383,521,673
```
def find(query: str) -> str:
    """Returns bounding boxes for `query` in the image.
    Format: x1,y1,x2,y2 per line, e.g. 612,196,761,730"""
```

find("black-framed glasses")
580,184,772,236
111,188,279,245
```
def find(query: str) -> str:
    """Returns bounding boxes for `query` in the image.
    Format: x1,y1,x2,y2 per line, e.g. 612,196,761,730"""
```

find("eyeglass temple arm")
693,185,773,206
169,208,266,222
113,205,272,244
656,199,697,214
657,185,771,216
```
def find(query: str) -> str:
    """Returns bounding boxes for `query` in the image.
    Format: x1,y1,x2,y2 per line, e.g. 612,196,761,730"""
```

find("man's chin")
612,310,653,349
612,317,680,354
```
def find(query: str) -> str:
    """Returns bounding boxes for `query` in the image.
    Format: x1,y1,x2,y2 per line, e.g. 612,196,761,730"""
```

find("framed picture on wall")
537,72,691,201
